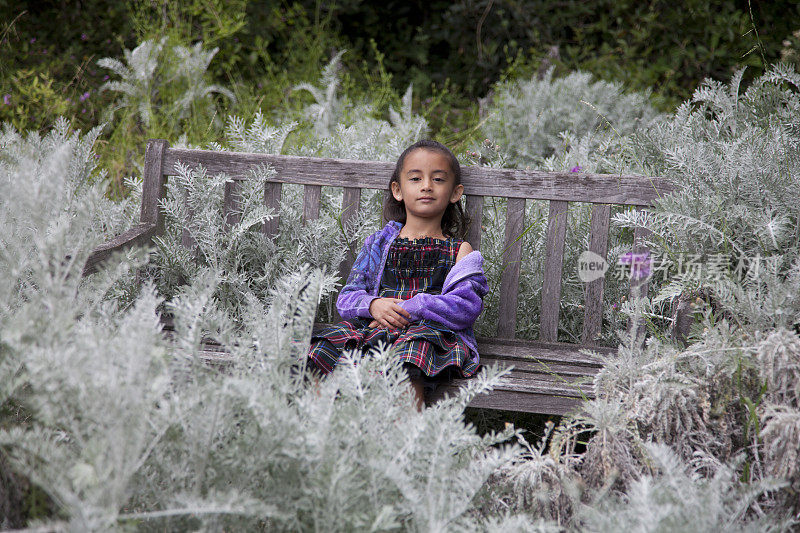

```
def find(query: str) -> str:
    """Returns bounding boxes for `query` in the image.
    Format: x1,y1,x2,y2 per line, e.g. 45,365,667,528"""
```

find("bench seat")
430,336,610,415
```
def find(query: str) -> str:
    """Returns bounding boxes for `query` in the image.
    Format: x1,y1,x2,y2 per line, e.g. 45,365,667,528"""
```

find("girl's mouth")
418,197,435,202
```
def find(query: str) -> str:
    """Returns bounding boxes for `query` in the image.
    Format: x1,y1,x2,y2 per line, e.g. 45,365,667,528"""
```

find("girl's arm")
336,233,380,319
456,241,473,263
399,272,488,331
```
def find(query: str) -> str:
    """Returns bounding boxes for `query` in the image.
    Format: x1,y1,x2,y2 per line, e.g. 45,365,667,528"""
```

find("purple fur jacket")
337,221,489,367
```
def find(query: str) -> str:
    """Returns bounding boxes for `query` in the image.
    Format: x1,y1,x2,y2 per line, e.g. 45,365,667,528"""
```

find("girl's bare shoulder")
455,241,473,263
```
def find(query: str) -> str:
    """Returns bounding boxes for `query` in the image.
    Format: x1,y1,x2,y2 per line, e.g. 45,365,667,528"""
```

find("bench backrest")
142,139,674,344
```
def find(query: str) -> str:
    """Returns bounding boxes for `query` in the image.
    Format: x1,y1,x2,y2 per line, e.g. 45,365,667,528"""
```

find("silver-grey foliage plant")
5,40,800,530
0,101,526,532
483,64,800,529
98,38,234,128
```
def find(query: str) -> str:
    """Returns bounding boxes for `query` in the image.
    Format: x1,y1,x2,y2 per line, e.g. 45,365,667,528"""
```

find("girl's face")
391,148,464,221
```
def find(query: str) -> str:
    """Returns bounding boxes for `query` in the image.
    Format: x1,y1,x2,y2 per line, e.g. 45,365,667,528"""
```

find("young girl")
305,139,488,410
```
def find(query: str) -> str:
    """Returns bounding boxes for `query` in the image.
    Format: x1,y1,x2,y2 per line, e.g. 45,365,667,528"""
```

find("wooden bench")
83,139,674,415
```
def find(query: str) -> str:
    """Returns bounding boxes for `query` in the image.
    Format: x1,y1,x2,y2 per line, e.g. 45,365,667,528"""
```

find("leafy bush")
481,67,661,168
615,64,800,330
0,70,72,132
5,30,800,530
0,119,530,531
480,64,800,528
468,70,662,342
98,38,234,130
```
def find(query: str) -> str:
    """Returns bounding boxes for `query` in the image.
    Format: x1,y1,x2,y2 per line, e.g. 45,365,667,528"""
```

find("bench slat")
465,195,484,250
464,389,583,415
162,148,673,205
180,192,196,250
627,218,652,343
303,184,321,223
143,139,169,233
540,200,569,342
581,204,611,344
430,381,587,415
263,182,282,238
476,337,608,366
82,223,158,276
490,373,594,396
497,198,526,338
223,180,241,227
338,187,361,281
480,355,600,377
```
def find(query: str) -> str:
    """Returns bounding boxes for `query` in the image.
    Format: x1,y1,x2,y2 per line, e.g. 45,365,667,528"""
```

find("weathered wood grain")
223,180,241,227
429,382,586,415
262,181,282,238
82,223,157,276
487,373,594,397
582,204,611,344
540,200,569,342
339,187,361,280
162,146,674,204
142,139,169,233
480,355,599,377
497,198,526,338
180,191,196,250
627,218,653,343
302,184,321,223
465,195,484,250
475,337,609,366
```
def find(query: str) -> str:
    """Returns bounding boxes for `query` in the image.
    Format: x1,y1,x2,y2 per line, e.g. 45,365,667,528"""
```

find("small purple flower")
570,165,583,173
81,33,88,41
42,49,48,54
103,74,109,81
79,91,90,102
81,108,87,114
619,251,652,280
30,37,36,44
3,94,10,105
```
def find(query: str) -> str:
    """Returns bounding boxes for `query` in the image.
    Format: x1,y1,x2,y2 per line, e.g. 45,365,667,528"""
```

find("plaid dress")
307,236,479,385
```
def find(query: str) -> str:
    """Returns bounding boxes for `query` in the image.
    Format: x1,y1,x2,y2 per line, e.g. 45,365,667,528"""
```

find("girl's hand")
369,298,411,330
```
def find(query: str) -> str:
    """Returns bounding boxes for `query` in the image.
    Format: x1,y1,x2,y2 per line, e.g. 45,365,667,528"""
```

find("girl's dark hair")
382,139,470,239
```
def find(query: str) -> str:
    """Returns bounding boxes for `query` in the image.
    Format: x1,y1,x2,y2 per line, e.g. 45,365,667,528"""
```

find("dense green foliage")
2,2,800,530
2,1,798,187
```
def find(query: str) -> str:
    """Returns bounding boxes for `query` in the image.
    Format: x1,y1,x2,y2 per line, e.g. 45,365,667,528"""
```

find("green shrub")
0,70,72,132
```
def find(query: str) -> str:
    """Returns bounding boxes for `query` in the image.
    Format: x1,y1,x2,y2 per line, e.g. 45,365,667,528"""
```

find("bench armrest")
82,223,158,276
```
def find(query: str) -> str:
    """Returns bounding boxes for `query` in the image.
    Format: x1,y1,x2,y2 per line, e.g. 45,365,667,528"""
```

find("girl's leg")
401,362,427,412
305,339,339,394
408,379,425,412
306,339,340,376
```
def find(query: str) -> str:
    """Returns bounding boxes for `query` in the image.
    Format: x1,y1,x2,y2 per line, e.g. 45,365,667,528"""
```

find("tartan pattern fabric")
379,236,462,298
308,317,479,377
308,235,478,379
